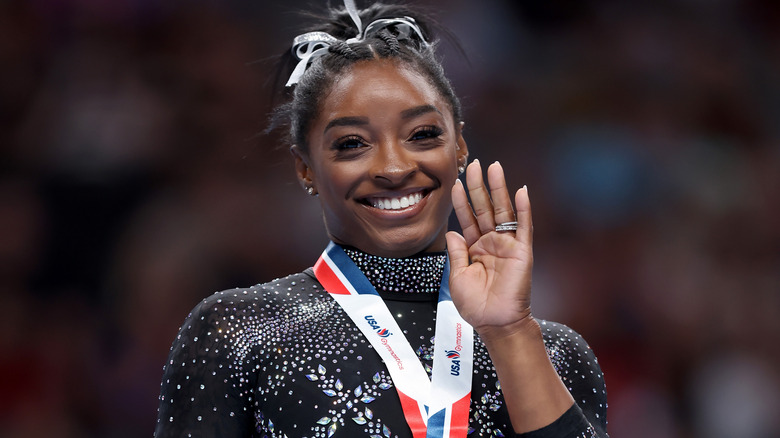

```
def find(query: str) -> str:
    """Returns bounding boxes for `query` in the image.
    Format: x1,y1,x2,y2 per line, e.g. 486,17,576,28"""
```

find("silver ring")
495,221,518,232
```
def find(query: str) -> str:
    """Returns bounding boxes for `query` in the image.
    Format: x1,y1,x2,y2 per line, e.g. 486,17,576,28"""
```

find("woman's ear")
290,146,317,196
456,122,469,173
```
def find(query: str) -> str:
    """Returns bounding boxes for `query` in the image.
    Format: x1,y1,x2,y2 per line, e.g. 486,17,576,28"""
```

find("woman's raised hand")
445,160,534,340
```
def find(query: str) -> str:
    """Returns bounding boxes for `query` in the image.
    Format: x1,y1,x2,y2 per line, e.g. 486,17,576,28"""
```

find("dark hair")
270,3,462,153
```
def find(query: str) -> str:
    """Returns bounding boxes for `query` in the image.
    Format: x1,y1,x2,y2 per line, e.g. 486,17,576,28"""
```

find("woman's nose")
370,141,417,185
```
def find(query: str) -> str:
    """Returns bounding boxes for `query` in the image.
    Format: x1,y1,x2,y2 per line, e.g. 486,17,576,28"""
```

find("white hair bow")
285,0,429,87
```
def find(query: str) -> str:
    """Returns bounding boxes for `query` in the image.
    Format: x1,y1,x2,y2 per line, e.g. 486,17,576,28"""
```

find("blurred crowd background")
2,0,779,436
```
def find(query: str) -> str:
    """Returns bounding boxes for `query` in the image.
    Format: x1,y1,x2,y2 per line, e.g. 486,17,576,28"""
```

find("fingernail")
455,179,463,185
523,185,529,195
473,158,480,165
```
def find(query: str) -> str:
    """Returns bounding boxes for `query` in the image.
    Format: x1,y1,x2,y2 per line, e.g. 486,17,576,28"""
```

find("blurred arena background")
1,0,779,436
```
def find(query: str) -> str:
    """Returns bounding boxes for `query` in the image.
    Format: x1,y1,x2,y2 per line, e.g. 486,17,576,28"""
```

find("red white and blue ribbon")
314,242,473,438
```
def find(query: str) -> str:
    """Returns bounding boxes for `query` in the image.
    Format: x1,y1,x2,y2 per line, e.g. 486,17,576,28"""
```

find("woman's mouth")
361,190,429,211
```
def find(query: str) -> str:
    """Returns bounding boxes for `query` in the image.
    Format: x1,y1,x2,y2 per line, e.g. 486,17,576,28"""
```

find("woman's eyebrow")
323,105,441,134
324,116,369,133
400,104,441,120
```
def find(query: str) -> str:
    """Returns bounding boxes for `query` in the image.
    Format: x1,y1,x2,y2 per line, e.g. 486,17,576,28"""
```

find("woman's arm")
511,320,608,437
478,317,575,432
446,160,607,436
155,293,256,437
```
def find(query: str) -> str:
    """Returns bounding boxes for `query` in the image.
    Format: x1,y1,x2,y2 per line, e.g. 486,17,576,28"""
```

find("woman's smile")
358,183,432,209
362,189,426,211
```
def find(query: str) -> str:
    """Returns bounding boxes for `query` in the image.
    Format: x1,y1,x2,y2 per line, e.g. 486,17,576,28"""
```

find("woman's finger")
487,162,516,228
465,159,496,235
445,231,470,274
451,179,482,247
514,185,533,248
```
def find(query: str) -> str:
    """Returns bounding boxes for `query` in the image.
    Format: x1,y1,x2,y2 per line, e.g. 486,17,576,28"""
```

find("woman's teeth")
372,192,423,210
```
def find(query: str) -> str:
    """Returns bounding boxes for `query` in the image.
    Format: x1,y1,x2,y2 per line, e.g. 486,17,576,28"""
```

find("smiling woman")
155,1,608,437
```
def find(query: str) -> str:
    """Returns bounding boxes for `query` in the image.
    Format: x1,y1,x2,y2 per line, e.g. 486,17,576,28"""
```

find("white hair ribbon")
285,0,430,87
343,0,363,43
285,32,339,87
363,17,428,44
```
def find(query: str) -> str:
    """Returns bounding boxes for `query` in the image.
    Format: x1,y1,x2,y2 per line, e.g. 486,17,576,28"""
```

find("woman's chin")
353,230,446,258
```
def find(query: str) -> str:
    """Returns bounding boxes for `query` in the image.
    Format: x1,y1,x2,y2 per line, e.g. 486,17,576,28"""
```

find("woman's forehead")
319,59,450,118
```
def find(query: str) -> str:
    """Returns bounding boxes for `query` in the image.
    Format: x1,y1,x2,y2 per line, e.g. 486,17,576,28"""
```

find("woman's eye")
410,126,444,141
335,136,366,150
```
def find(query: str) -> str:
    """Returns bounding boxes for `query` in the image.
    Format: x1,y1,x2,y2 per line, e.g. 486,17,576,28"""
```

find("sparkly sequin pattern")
343,247,446,294
155,253,608,438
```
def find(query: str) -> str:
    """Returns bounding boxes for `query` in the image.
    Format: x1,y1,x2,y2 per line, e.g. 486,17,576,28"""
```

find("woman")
155,2,608,437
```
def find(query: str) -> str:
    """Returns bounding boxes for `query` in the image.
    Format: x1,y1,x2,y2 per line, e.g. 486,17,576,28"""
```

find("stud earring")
305,187,315,196
457,165,466,174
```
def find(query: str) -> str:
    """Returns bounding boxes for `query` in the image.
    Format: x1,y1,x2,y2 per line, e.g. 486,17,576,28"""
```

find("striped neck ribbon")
314,242,474,438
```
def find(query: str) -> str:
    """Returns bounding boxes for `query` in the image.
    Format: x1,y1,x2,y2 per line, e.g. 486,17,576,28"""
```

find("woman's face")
294,59,467,258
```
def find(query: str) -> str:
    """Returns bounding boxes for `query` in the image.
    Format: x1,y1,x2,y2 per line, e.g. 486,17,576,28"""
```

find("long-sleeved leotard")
156,251,607,438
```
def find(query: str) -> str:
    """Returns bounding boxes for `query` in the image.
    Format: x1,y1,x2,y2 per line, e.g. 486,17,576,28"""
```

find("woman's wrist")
475,311,540,347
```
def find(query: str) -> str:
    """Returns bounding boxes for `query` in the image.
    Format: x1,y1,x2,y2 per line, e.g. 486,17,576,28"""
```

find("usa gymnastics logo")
448,323,464,376
365,315,392,337
446,350,461,375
